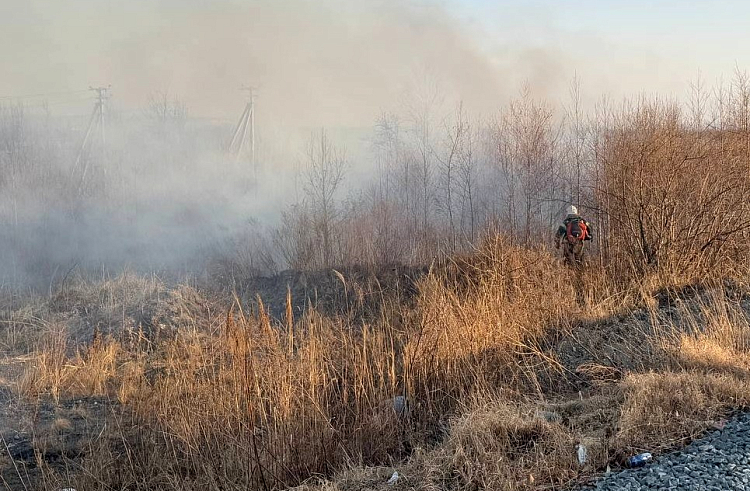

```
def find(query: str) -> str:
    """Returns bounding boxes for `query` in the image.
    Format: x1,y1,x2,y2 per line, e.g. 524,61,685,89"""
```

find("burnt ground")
236,265,425,320
0,265,426,490
0,265,425,490
0,355,111,491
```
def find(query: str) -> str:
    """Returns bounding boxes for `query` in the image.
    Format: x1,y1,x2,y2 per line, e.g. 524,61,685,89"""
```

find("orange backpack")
566,218,588,243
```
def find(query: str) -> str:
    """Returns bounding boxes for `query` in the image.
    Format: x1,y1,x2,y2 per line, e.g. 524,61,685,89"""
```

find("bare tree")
145,91,188,129
436,103,467,247
274,204,317,270
304,129,345,268
457,116,478,241
403,72,444,261
371,113,406,264
499,85,558,245
688,71,710,131
566,74,586,207
728,67,750,159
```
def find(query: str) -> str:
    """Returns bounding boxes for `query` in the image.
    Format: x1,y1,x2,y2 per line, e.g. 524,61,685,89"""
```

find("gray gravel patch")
583,413,750,490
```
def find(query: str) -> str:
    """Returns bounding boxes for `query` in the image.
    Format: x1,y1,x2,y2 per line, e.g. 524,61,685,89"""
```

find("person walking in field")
554,205,592,266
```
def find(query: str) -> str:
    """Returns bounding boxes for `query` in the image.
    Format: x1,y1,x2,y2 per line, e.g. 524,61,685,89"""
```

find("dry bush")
72,299,407,490
207,223,279,287
48,271,167,340
612,287,750,457
149,283,222,335
405,235,576,407
67,337,120,396
18,322,68,401
615,371,750,457
83,238,587,490
117,357,148,404
667,288,750,373
0,292,50,351
19,329,122,400
27,239,585,490
422,401,580,491
303,398,605,491
303,280,750,491
291,401,589,491
596,98,750,283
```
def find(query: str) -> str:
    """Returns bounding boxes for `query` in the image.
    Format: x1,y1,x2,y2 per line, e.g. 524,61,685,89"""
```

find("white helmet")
568,205,578,215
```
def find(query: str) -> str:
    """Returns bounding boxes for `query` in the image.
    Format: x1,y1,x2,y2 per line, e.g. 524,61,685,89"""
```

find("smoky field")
2,3,750,488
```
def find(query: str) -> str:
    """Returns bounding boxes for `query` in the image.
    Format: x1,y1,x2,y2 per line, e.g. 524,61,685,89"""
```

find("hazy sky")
1,0,748,125
451,0,750,99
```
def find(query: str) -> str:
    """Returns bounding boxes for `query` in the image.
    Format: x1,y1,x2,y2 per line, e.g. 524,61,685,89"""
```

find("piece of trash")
576,443,588,465
712,419,727,430
60,488,77,491
393,396,407,416
605,464,611,475
536,410,562,423
627,452,652,468
387,471,399,485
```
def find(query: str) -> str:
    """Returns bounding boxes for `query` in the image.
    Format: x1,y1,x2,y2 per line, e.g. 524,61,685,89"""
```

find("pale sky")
447,0,750,95
1,0,748,124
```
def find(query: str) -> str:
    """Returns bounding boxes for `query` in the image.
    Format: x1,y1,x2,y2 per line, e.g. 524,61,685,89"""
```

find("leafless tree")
457,115,478,241
304,129,345,268
496,86,558,245
145,91,188,129
437,103,467,247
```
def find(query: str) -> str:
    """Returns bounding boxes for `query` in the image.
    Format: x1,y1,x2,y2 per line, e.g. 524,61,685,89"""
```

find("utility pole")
72,85,110,194
228,85,257,173
92,86,108,148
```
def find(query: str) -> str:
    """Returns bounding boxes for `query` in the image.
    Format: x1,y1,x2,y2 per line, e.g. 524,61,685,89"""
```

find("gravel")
584,413,750,491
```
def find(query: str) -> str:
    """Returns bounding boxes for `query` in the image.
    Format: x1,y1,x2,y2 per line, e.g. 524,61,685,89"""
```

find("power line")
0,89,90,101
4,96,93,110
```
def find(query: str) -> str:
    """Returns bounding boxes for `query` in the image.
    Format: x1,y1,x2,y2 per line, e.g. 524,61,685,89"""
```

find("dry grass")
607,288,750,456
410,237,576,398
7,239,750,491
418,400,581,490
19,327,121,400
615,371,750,456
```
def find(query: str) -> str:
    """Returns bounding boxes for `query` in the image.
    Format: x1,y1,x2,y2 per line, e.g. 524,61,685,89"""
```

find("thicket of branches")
2,74,750,286
278,75,750,284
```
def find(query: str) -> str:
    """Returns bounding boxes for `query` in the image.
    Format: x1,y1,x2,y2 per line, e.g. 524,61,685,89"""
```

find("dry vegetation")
2,75,750,490
3,242,750,491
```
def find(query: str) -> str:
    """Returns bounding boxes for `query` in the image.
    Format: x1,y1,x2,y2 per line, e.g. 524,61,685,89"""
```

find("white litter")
387,471,399,485
576,443,588,466
393,396,407,416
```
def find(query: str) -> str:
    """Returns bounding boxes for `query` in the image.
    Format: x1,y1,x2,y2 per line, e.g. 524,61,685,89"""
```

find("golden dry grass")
615,371,750,455
10,239,750,491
